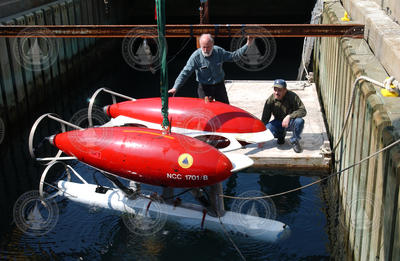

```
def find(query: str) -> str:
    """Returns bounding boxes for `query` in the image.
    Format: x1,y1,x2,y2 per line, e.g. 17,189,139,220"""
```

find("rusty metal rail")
0,24,364,38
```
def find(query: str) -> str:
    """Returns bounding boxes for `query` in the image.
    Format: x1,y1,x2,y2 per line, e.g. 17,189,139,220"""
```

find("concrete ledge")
325,1,400,139
341,0,400,81
226,80,331,173
371,0,400,23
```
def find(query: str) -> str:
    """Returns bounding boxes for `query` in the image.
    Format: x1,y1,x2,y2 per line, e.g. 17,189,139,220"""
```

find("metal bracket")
88,87,135,127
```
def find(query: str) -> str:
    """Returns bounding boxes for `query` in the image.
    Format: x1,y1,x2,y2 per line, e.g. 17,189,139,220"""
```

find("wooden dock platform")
226,80,331,173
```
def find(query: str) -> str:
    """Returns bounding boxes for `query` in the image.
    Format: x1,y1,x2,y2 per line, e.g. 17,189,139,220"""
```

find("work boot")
290,140,303,153
277,137,285,145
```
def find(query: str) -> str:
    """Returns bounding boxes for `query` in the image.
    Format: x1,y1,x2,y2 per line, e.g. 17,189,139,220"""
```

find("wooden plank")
345,84,361,258
345,88,357,261
33,9,51,90
72,0,88,77
341,64,353,222
96,0,106,25
330,38,338,138
362,109,390,260
23,12,40,108
341,50,354,211
86,0,95,45
66,0,78,56
368,123,390,261
350,81,378,258
339,45,348,144
42,6,61,111
382,153,399,260
91,0,100,26
60,2,73,65
392,180,400,260
4,19,26,115
43,6,60,82
354,101,373,260
0,23,16,119
349,89,368,259
65,0,80,93
79,0,91,48
72,0,86,53
51,3,67,76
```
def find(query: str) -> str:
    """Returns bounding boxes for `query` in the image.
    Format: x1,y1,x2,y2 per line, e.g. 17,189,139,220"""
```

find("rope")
219,137,400,200
217,215,246,261
166,37,192,65
332,76,395,152
297,0,323,80
162,188,193,200
297,1,345,81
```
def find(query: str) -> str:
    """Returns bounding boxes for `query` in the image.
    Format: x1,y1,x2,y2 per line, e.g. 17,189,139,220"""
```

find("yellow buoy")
381,77,399,97
341,11,350,22
381,89,399,97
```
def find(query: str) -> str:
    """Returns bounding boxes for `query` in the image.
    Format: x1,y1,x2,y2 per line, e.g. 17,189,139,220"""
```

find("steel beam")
0,24,364,38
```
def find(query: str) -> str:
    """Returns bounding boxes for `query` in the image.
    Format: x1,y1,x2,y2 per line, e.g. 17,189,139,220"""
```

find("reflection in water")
258,172,303,215
0,160,331,260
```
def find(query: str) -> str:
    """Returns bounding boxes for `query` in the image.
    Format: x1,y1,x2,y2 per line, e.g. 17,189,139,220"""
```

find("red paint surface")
53,127,232,188
106,97,265,133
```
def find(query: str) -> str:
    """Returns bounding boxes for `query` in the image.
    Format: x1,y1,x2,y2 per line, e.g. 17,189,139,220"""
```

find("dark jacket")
261,90,307,124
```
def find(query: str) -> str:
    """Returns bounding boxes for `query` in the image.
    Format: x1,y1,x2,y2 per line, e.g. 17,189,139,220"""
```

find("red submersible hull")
104,97,266,134
50,127,234,188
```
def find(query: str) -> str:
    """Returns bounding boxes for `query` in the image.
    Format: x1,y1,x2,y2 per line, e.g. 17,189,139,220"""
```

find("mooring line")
333,76,399,152
220,137,400,200
217,215,246,261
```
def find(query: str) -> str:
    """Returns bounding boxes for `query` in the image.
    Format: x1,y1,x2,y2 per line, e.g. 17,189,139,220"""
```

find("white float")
57,180,290,242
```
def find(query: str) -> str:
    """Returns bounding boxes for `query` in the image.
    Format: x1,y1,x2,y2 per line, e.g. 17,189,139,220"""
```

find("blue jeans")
266,118,304,143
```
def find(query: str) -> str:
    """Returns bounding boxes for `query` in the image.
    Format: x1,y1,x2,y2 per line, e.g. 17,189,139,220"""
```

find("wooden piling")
314,2,400,260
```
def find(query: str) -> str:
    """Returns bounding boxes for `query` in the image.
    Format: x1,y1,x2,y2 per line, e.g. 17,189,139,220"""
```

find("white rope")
220,136,400,200
219,75,400,201
297,0,324,81
218,215,246,261
332,76,398,152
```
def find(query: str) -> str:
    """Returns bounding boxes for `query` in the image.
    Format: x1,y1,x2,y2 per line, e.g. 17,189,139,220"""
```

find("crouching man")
261,79,307,153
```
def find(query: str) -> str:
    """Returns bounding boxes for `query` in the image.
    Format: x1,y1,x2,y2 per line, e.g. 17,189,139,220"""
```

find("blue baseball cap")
273,79,287,89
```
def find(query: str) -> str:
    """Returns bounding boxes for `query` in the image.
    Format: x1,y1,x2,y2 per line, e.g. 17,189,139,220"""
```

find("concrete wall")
341,0,400,82
314,1,400,260
370,0,400,23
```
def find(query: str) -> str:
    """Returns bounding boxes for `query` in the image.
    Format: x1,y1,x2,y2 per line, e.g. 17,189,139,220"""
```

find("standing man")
261,79,307,153
168,34,254,104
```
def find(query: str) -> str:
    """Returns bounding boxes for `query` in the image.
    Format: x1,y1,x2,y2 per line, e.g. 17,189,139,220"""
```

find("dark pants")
266,118,305,143
197,81,229,104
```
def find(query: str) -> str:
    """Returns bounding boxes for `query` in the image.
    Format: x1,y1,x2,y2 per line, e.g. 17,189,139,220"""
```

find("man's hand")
168,88,177,95
282,115,291,128
247,36,254,46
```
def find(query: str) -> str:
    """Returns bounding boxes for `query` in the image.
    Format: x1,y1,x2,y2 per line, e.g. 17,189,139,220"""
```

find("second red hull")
105,97,266,134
